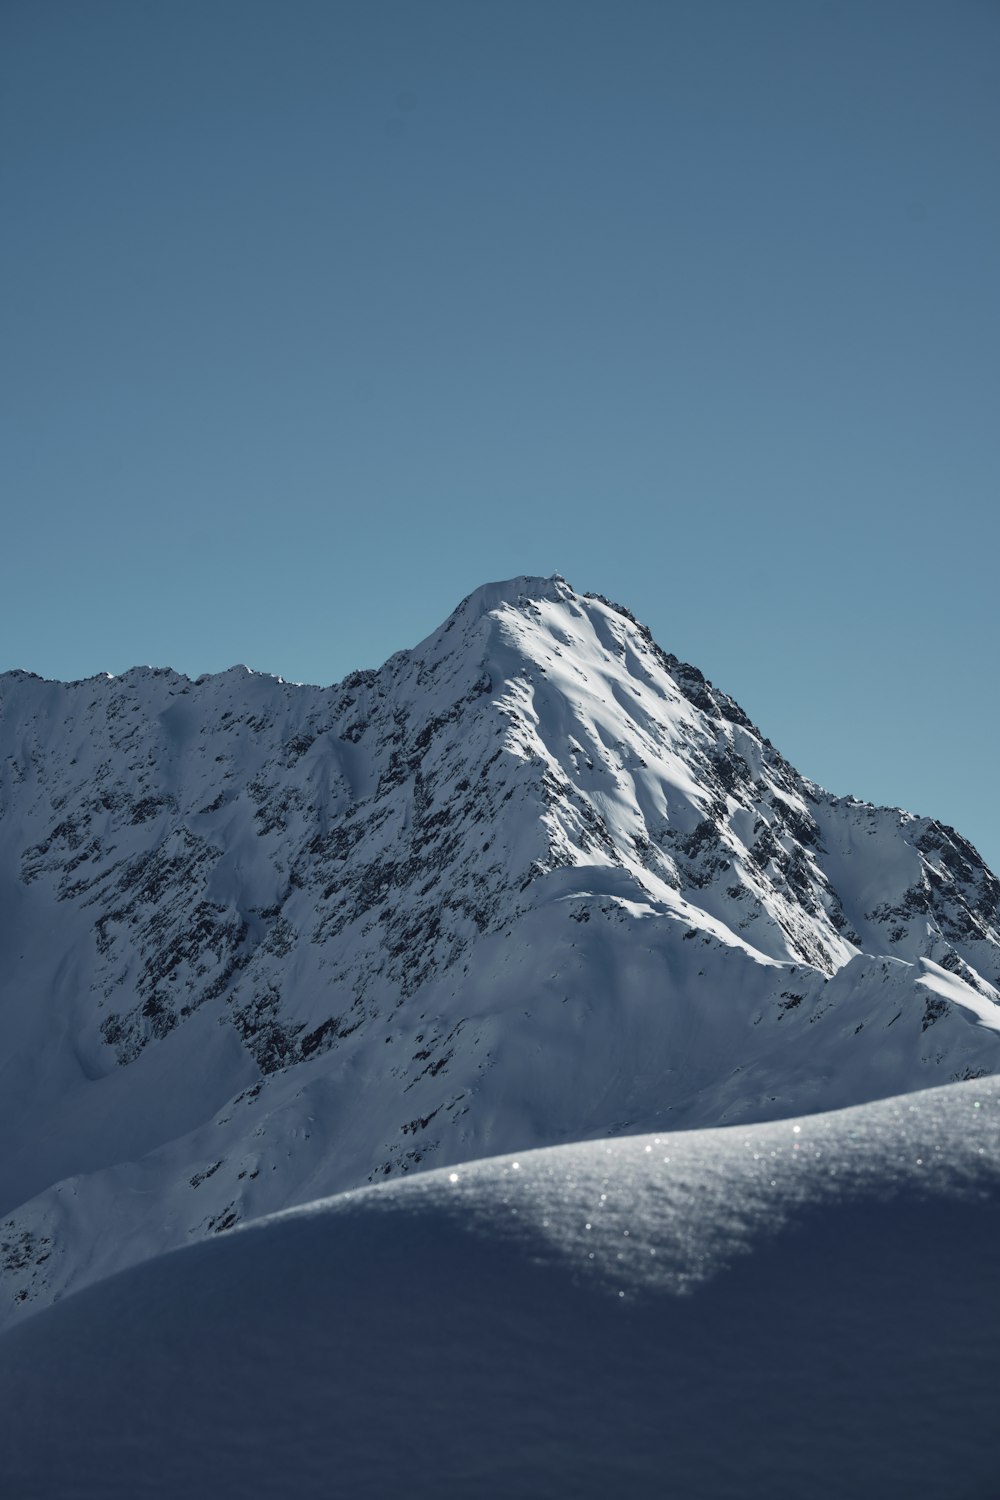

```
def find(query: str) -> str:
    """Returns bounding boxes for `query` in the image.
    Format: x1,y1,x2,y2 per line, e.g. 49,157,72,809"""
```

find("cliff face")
2,574,998,1324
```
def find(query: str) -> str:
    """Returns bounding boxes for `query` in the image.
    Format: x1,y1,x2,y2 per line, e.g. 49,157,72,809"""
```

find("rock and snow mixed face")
1,573,998,1324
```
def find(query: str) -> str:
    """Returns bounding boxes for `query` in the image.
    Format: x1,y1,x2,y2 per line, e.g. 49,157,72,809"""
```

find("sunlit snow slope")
1,575,998,1325
2,1079,998,1500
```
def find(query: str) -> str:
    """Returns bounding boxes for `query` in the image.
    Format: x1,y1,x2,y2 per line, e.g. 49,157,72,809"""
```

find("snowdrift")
3,1077,998,1500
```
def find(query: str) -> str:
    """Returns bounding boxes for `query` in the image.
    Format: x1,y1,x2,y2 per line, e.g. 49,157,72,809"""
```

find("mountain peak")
410,573,574,656
455,573,571,616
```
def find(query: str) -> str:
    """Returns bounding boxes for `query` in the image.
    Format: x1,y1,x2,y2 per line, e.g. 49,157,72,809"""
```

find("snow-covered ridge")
1,574,998,1326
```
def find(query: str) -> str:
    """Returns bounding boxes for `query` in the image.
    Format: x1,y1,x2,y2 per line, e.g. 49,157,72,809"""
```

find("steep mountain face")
2,574,998,1325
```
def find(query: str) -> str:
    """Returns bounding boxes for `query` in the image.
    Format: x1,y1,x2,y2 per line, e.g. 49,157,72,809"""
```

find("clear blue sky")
3,1,999,870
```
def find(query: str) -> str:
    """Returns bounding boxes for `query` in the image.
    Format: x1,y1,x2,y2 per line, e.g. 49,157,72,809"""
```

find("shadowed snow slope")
2,575,999,1326
2,1078,998,1500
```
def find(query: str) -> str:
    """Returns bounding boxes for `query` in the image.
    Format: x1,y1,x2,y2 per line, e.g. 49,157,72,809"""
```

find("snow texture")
2,1078,998,1499
1,574,998,1329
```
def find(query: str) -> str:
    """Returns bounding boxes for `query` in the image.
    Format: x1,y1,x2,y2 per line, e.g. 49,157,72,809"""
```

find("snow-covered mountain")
2,573,998,1325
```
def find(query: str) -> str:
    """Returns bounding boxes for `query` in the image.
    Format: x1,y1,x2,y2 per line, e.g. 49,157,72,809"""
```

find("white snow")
2,1078,997,1499
916,958,1000,1033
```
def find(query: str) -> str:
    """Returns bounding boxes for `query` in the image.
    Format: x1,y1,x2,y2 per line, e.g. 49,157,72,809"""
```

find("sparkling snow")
1,1079,997,1498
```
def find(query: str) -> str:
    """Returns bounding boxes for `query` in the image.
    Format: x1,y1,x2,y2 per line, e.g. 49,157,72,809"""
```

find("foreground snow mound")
3,1078,998,1500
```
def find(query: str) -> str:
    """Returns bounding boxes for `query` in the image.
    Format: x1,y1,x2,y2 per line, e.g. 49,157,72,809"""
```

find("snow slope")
2,575,999,1325
2,1078,998,1500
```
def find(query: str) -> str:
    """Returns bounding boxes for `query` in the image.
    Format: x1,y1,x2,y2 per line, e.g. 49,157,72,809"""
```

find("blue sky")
3,1,999,869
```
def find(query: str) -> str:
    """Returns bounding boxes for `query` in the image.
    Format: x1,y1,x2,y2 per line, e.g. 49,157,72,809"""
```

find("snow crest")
3,1079,998,1499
